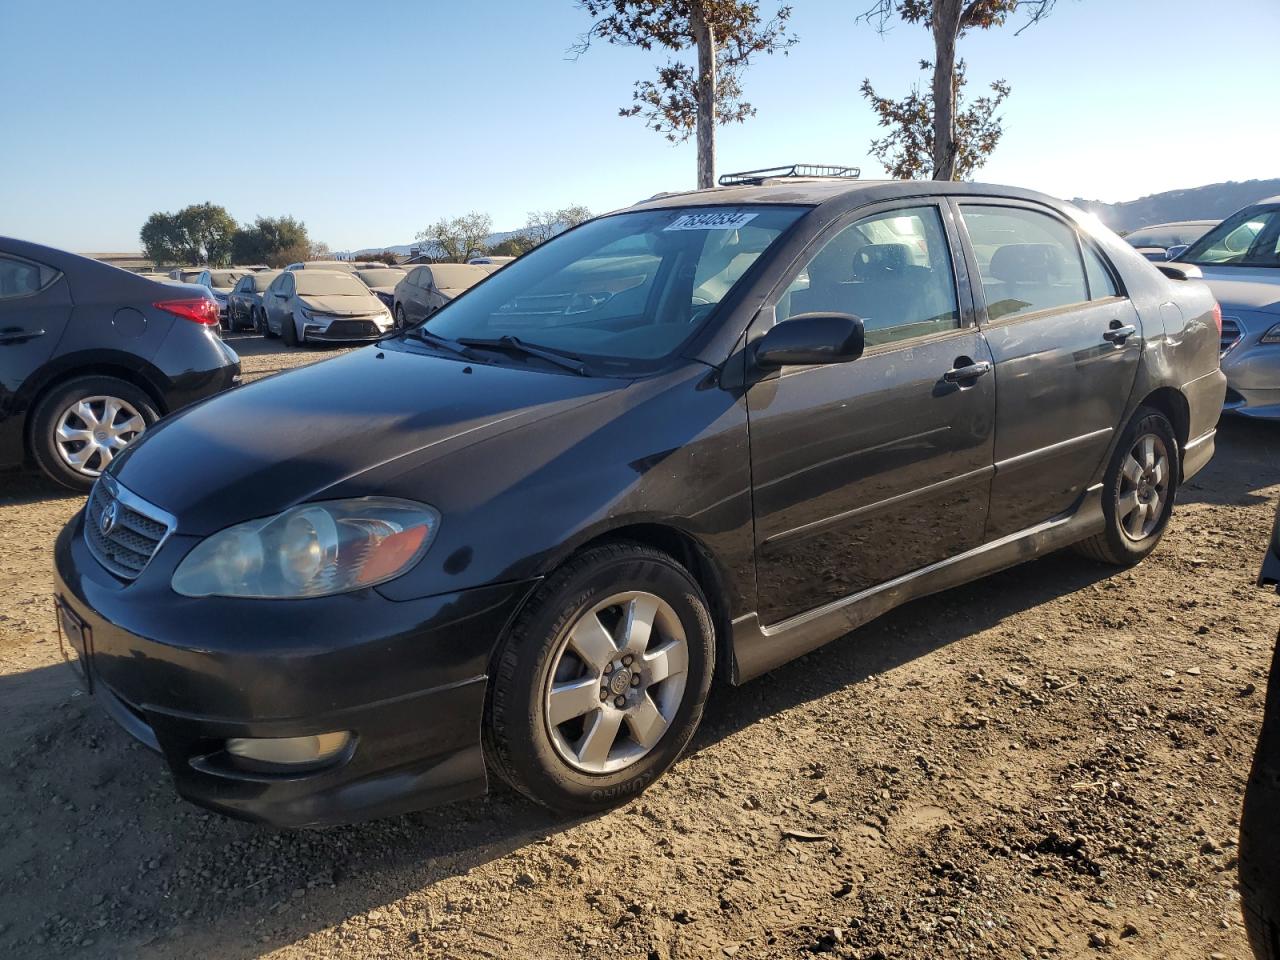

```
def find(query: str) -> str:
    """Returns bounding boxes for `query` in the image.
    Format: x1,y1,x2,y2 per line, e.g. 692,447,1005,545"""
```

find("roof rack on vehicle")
717,164,861,187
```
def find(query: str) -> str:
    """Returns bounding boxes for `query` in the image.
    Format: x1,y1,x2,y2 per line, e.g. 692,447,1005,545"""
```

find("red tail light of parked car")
154,298,219,325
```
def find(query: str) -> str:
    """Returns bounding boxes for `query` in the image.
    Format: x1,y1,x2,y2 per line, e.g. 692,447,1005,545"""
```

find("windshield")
355,268,405,287
427,264,489,289
1126,224,1211,248
1180,207,1280,267
252,272,280,291
208,270,248,288
294,272,369,296
422,205,805,372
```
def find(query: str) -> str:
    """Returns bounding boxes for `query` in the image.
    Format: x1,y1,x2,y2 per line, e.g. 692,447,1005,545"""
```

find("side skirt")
729,484,1106,684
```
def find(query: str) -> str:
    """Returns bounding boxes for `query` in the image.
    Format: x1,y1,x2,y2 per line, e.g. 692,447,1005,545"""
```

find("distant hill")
1072,178,1280,233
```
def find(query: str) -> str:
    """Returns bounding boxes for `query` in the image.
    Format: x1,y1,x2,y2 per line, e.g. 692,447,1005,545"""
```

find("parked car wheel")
29,376,159,492
282,312,299,347
484,542,715,814
259,308,277,339
1074,407,1179,566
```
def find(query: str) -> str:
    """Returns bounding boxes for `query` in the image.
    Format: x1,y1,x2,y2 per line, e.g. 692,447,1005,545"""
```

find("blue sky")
2,0,1277,252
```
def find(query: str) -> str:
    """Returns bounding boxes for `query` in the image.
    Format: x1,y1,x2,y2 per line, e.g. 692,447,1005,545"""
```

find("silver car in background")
262,269,394,346
1124,220,1217,261
353,266,407,311
1176,198,1280,419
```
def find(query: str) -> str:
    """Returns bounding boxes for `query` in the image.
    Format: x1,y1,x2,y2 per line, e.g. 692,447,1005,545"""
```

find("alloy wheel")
53,395,146,477
1118,433,1169,541
544,591,690,774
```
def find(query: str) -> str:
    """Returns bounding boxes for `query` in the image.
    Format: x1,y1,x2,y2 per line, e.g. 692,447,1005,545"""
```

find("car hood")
1197,267,1280,316
369,285,397,296
298,294,385,316
111,344,623,534
438,287,468,300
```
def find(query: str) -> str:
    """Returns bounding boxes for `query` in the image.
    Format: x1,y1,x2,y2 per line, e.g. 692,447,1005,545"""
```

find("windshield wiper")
455,335,589,376
402,327,481,360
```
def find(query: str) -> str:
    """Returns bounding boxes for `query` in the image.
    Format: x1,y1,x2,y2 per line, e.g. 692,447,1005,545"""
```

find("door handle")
943,359,991,383
1103,323,1137,344
0,329,45,344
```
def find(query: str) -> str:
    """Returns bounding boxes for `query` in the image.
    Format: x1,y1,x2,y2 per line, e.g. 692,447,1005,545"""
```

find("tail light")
154,298,219,325
1211,302,1222,336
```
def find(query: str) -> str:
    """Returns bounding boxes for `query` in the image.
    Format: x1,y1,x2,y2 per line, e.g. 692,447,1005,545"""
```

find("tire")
1073,407,1179,566
29,376,159,492
394,304,407,330
484,542,715,814
282,311,299,347
261,308,278,339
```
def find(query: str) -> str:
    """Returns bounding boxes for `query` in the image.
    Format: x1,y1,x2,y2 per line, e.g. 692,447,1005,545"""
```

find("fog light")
226,731,351,766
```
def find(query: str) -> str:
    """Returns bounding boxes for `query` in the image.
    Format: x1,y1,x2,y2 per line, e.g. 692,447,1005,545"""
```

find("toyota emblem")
99,500,119,536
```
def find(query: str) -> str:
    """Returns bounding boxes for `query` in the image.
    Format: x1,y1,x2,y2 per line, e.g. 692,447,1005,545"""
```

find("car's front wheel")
394,304,407,330
484,542,715,814
1074,406,1180,566
29,376,159,491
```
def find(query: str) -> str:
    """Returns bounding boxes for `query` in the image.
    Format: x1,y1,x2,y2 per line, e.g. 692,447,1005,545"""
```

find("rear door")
0,252,73,462
746,200,996,626
953,200,1142,538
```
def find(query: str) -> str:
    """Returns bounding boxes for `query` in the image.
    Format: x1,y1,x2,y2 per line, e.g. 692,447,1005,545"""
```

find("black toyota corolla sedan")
54,171,1226,826
0,237,241,490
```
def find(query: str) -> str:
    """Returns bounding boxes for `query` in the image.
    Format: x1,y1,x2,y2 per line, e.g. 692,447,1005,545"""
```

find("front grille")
1221,317,1241,354
84,478,174,580
323,319,377,338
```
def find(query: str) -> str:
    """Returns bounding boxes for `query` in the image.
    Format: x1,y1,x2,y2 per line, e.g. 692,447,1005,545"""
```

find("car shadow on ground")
0,469,81,507
0,547,1118,959
1179,415,1280,508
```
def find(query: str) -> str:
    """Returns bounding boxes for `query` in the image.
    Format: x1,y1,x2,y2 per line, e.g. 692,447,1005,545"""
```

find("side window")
1083,244,1118,299
777,205,960,348
959,205,1088,321
0,255,46,300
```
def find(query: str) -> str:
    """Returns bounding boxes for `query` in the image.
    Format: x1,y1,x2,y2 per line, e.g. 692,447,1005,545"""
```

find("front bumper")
1221,320,1280,420
301,315,393,343
53,515,537,827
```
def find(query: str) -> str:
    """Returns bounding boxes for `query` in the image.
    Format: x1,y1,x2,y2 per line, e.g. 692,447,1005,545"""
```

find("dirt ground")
1,335,1277,960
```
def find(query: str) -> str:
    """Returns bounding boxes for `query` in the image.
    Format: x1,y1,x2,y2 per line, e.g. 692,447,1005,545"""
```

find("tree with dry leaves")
574,1,797,189
857,0,1055,180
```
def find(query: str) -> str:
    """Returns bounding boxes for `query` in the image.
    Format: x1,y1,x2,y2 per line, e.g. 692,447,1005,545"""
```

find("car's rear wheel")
1074,407,1179,566
484,542,715,814
29,376,159,492
394,304,407,330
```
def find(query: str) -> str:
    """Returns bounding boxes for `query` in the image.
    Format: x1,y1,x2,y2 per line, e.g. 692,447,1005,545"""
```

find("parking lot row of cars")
164,258,506,346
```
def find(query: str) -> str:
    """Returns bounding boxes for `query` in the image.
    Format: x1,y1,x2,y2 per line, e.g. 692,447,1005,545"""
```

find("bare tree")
857,0,1055,180
522,205,594,249
417,212,494,262
573,1,797,189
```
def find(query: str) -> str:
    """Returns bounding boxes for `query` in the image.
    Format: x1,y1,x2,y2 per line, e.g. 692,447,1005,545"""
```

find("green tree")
574,1,797,189
856,0,1055,180
138,202,238,265
230,215,311,267
140,211,186,265
416,212,493,262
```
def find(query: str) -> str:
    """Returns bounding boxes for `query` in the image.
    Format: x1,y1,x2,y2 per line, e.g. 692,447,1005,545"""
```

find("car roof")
625,178,1081,215
1130,220,1218,230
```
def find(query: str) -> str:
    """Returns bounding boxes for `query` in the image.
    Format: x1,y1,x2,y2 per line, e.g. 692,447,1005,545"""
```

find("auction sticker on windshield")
664,211,759,231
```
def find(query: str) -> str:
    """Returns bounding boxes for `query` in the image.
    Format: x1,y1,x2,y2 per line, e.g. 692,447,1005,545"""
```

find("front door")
953,201,1144,539
746,201,997,626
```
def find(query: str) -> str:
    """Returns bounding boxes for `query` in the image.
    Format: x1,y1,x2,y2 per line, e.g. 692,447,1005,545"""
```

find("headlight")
172,498,439,598
1262,322,1280,344
299,306,313,321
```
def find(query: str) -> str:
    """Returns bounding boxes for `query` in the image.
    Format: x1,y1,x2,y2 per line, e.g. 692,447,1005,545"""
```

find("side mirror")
1164,244,1189,261
754,313,865,369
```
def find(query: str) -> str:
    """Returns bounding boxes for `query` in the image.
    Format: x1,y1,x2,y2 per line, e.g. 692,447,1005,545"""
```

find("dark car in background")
52,174,1224,827
196,268,255,325
226,270,282,332
1175,198,1280,419
0,236,240,490
353,266,406,310
392,263,489,327
1123,220,1218,261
